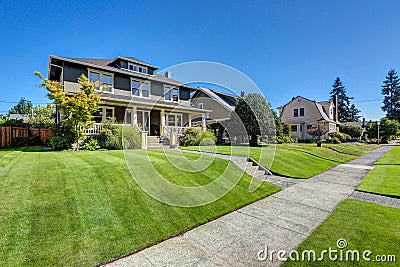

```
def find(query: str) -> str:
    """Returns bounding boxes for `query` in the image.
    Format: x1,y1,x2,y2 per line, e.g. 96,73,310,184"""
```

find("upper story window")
198,103,204,109
293,108,305,117
131,80,150,98
127,63,147,74
88,70,113,93
164,86,179,102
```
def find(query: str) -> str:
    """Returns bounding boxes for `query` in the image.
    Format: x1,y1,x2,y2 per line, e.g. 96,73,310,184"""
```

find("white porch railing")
83,123,134,135
162,126,188,136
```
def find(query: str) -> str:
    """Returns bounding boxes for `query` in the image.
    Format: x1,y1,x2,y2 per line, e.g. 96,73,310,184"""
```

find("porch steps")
147,136,165,149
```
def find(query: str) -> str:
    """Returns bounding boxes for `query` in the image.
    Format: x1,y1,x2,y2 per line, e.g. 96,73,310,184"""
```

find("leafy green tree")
231,94,275,146
35,72,103,150
29,104,55,129
381,69,400,121
274,113,291,143
9,97,33,115
330,77,360,122
366,118,399,141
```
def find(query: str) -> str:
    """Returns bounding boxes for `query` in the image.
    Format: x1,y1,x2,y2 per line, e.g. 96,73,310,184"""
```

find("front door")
137,110,150,131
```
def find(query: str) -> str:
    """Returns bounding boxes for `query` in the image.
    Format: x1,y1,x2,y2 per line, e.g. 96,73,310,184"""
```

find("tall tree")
35,72,103,150
229,93,275,146
348,103,361,122
330,77,360,122
9,97,33,115
381,69,400,121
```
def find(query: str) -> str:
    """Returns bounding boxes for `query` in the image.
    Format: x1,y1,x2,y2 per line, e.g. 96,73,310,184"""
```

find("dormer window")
127,62,147,74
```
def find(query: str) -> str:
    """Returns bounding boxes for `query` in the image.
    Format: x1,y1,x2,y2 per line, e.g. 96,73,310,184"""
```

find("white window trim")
88,69,114,94
166,113,183,127
299,107,305,117
293,108,299,118
198,102,204,109
131,79,151,98
125,62,148,74
98,106,115,122
164,85,179,102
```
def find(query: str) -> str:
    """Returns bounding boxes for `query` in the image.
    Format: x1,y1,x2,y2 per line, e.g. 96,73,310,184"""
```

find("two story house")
48,55,209,145
277,96,339,140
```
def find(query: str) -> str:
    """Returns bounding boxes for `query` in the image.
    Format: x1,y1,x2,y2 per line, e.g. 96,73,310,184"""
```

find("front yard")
357,146,400,197
0,148,279,266
283,199,399,266
182,143,376,178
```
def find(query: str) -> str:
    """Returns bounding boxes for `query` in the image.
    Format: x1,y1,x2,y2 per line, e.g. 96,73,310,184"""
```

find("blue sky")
1,0,400,119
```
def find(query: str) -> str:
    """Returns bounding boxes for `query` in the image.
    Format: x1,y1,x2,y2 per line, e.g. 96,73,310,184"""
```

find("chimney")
165,71,172,79
335,94,339,122
240,91,245,97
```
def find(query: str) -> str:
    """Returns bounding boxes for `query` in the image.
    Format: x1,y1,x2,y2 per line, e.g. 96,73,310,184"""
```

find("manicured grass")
357,146,400,197
182,143,375,178
0,148,279,266
283,199,400,266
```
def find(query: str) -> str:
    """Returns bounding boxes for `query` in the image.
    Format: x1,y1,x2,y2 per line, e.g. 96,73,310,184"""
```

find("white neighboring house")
9,114,30,122
277,96,339,141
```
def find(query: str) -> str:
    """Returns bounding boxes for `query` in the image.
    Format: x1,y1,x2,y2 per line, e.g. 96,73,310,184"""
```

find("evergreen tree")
330,77,360,122
348,103,361,122
9,97,33,115
381,69,400,121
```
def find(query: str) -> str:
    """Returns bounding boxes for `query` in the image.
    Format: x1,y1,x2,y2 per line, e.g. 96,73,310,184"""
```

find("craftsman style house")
48,55,208,146
277,96,339,140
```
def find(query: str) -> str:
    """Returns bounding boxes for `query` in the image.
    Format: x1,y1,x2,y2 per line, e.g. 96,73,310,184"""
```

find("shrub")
94,124,141,150
276,136,293,144
328,132,350,142
179,127,216,147
82,138,100,151
48,136,73,151
330,137,341,144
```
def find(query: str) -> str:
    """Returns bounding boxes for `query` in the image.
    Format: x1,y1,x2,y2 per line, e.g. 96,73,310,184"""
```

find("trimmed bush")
82,138,100,151
339,124,363,138
48,136,73,151
328,132,350,142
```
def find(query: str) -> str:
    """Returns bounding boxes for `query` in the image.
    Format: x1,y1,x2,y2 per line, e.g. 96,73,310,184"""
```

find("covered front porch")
87,103,208,138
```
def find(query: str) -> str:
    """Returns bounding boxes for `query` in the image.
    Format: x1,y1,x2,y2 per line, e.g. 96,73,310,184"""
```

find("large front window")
88,71,113,93
167,114,182,127
131,80,150,97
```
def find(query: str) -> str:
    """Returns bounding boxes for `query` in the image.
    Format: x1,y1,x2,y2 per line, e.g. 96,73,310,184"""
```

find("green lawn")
357,146,400,197
182,143,376,178
283,199,399,266
0,148,280,266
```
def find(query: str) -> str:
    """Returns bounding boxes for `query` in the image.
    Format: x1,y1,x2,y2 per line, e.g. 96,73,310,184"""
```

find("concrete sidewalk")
105,145,393,267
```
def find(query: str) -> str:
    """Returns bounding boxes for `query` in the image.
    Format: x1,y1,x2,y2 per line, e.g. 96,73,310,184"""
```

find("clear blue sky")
1,0,400,120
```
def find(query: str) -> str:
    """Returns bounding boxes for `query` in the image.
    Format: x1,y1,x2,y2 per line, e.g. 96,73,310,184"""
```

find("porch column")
133,106,137,125
202,114,206,131
160,109,165,136
188,114,192,127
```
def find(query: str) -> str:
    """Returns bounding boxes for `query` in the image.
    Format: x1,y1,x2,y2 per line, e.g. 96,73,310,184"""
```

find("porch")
85,104,207,148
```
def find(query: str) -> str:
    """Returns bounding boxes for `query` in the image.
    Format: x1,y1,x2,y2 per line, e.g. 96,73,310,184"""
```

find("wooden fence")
0,126,51,148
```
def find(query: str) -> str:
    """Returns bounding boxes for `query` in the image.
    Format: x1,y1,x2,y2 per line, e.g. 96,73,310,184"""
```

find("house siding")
63,63,88,83
192,92,233,120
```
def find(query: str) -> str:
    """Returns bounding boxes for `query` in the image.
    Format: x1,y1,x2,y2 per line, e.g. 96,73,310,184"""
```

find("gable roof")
192,87,239,111
50,55,193,89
